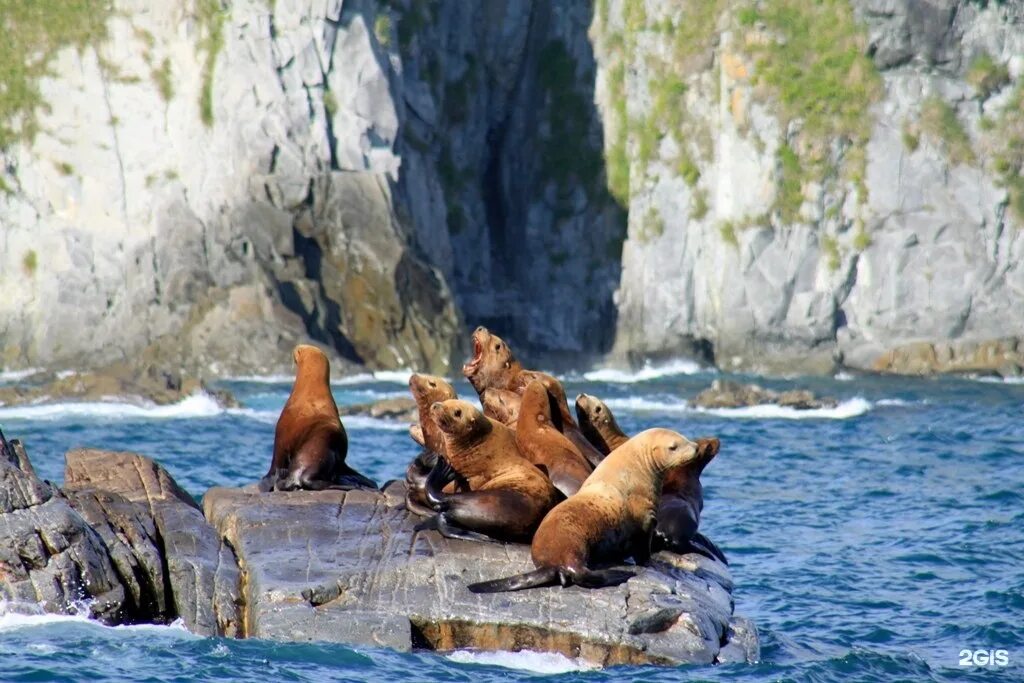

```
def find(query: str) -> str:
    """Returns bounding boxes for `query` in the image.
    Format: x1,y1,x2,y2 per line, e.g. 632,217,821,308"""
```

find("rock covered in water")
203,482,758,666
0,362,237,408
339,397,418,422
692,380,838,410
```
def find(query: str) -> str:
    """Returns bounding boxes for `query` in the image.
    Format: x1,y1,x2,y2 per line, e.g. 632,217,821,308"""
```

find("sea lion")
416,399,560,543
515,381,593,497
656,436,727,564
575,393,629,455
481,388,521,428
468,428,700,592
259,345,376,492
576,393,726,563
404,374,463,515
462,326,605,466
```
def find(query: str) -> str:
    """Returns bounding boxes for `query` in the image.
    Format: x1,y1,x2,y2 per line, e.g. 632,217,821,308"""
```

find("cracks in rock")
96,54,129,227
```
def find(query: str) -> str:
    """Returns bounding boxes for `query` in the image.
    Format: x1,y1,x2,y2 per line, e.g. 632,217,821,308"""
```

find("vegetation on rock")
196,0,227,127
919,96,975,166
0,0,112,147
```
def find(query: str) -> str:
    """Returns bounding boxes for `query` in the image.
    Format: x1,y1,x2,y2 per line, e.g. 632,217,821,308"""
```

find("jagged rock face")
0,0,620,376
2,0,1022,377
594,0,1024,375
203,482,759,666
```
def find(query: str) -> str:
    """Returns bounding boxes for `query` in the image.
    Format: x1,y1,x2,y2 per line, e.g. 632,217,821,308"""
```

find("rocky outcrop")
0,363,237,407
872,337,1024,377
0,438,242,636
0,435,758,666
204,482,758,666
5,1,1017,379
691,380,838,411
339,396,418,422
594,0,1024,376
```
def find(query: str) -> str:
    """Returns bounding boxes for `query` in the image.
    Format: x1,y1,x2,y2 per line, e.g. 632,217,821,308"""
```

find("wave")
0,392,224,421
0,368,43,383
229,370,415,385
582,359,705,383
0,602,191,636
229,408,410,431
976,375,1024,385
445,649,599,674
695,397,872,419
605,396,873,419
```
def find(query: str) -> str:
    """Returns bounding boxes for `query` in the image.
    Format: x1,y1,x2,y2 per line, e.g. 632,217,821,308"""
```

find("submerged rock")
339,397,418,423
692,380,838,410
0,362,237,408
203,482,758,666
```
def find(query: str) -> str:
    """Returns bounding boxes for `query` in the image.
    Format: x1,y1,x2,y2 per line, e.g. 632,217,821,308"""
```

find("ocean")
1,367,1022,682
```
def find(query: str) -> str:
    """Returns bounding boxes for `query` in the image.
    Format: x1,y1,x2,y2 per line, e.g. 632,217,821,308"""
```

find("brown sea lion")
575,393,629,455
468,428,699,592
656,437,727,563
481,388,521,428
259,345,376,492
576,393,726,563
515,381,593,497
404,374,463,515
416,399,561,543
462,326,605,466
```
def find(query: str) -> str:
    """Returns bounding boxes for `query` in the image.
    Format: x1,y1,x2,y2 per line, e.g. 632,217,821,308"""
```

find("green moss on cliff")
966,51,1009,99
0,0,112,148
986,83,1024,223
743,0,881,216
919,96,975,165
196,0,227,127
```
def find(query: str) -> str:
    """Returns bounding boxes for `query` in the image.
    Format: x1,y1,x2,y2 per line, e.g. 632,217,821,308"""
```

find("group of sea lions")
259,327,726,594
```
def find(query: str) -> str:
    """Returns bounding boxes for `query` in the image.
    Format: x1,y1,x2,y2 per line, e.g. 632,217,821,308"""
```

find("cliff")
1,0,1021,377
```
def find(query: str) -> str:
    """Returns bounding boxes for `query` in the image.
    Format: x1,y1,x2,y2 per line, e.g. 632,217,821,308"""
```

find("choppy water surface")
1,368,1022,682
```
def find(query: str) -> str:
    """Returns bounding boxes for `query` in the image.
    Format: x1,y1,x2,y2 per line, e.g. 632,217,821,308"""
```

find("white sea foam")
582,358,704,383
694,397,872,420
229,408,410,431
445,649,600,674
0,603,194,637
834,371,855,381
0,368,42,382
0,392,224,421
606,396,873,419
976,375,1024,385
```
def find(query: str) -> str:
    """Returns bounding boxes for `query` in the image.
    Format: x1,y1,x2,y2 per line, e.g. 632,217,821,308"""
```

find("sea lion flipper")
424,455,459,507
258,469,279,492
335,463,378,490
690,531,729,565
467,568,561,594
574,568,635,589
434,513,502,544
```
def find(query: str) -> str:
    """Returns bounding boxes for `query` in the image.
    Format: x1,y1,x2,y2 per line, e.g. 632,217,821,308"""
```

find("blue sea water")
1,368,1022,682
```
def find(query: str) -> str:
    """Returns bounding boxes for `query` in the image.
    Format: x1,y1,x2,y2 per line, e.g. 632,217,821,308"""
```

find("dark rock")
692,380,838,410
339,397,418,422
203,483,758,666
0,362,237,408
0,441,127,623
64,449,242,637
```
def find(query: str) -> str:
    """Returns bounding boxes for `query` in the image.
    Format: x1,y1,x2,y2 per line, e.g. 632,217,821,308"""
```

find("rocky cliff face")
0,0,620,376
592,0,1024,375
1,0,1021,377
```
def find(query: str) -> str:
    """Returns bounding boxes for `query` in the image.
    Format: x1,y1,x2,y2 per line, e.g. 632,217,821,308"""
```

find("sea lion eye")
668,443,679,451
454,409,463,418
495,343,501,351
595,406,602,413
429,381,436,388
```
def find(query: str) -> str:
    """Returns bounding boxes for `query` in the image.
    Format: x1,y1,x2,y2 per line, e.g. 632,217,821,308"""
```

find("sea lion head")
462,326,517,392
575,393,612,429
481,389,520,426
292,344,330,383
430,399,491,440
635,428,700,473
693,436,720,472
408,373,456,404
